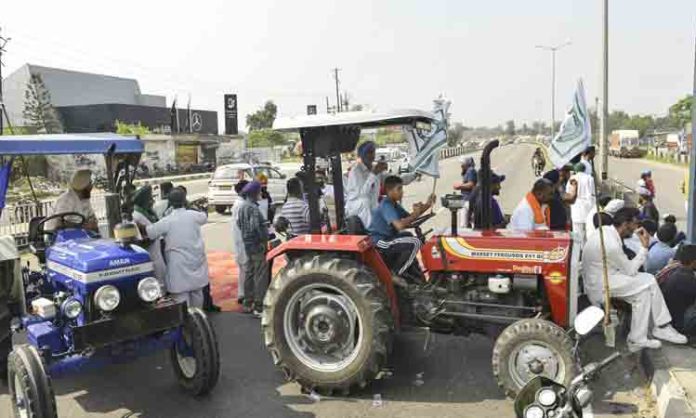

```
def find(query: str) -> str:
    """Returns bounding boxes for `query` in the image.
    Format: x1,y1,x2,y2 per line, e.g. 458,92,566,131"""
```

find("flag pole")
430,176,438,214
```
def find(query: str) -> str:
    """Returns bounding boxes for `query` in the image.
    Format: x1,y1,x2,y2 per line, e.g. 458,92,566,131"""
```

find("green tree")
669,95,693,128
447,122,467,146
246,101,278,131
505,120,515,136
247,128,287,148
115,120,151,136
23,74,63,133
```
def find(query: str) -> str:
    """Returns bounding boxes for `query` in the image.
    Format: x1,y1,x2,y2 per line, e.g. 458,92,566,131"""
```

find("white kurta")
132,211,167,287
568,172,595,244
153,199,169,220
146,208,209,294
508,198,549,231
345,162,380,227
582,225,672,343
230,196,248,299
48,189,96,230
581,158,593,176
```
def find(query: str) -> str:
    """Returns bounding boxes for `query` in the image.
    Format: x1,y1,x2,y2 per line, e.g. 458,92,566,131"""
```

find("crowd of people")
50,143,696,352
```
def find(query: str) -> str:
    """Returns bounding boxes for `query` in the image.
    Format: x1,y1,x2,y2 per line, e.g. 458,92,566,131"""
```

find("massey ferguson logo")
108,259,131,267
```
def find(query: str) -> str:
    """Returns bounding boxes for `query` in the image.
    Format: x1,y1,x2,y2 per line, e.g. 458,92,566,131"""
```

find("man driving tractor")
508,178,555,231
49,168,99,231
368,175,435,283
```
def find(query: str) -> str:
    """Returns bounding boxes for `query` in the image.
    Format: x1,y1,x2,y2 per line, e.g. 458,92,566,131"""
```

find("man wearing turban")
48,168,98,231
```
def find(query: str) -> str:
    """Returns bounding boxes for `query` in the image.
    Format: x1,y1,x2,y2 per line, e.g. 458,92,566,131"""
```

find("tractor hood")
46,238,153,283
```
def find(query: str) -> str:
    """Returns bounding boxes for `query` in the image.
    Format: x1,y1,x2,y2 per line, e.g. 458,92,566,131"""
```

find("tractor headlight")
94,285,120,312
137,277,162,302
524,405,544,418
537,388,557,407
61,298,83,319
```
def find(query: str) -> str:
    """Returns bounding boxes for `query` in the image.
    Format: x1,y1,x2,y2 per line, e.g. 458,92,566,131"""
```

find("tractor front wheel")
8,344,57,418
263,254,394,395
492,319,575,398
170,308,220,396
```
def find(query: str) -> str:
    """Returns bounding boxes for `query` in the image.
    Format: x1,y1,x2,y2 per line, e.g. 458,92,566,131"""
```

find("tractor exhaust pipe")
479,139,499,229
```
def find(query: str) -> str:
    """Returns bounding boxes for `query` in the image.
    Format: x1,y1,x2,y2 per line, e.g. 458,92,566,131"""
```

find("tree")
247,128,287,148
669,95,693,128
505,120,515,136
23,74,63,133
115,120,151,136
350,104,364,112
447,122,467,146
246,101,278,131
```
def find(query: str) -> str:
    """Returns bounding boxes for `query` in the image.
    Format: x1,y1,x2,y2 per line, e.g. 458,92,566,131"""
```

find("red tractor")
263,110,582,398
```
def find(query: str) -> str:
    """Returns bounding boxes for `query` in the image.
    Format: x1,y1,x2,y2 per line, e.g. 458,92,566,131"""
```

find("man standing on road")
580,146,596,176
231,180,249,306
49,168,99,232
346,141,387,228
237,181,269,316
508,179,555,231
454,156,477,227
145,188,209,309
568,163,595,243
368,176,435,283
153,181,173,219
582,207,687,352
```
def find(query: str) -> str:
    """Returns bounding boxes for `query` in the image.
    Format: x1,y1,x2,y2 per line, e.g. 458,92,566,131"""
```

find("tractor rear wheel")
8,344,57,418
262,254,394,395
492,319,575,398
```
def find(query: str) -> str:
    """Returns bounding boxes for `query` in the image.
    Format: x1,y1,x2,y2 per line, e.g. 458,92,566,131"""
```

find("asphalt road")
0,144,660,417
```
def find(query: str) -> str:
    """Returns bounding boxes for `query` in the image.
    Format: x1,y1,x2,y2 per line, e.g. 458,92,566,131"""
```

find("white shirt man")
568,164,595,244
582,207,686,352
230,184,248,303
508,179,554,231
49,169,98,231
345,142,383,227
146,189,209,308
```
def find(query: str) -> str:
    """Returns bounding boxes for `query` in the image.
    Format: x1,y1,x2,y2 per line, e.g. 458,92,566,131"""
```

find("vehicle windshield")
213,167,249,180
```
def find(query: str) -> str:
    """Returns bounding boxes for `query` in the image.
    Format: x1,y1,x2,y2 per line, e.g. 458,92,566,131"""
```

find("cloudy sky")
2,0,694,131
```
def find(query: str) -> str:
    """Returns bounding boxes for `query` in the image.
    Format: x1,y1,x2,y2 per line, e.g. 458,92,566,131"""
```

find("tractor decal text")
47,261,154,283
441,237,567,263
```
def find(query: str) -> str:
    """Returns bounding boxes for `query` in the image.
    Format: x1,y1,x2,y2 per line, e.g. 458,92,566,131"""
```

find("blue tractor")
0,134,220,418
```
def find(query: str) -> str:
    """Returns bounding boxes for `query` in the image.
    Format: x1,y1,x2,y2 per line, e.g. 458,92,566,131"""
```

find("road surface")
0,144,661,417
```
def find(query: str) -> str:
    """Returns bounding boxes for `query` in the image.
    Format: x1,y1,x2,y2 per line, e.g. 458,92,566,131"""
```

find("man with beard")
49,168,98,232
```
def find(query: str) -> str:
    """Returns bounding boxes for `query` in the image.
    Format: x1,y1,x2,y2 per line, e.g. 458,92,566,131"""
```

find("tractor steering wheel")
410,212,435,229
36,212,87,236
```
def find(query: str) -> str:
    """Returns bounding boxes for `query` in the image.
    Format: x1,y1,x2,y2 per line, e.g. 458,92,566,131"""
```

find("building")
2,64,218,135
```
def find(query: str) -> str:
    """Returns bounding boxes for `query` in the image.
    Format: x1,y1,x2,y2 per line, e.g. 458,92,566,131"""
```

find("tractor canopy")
273,109,436,232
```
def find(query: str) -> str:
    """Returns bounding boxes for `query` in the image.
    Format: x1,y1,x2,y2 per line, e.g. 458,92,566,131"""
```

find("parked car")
207,163,287,214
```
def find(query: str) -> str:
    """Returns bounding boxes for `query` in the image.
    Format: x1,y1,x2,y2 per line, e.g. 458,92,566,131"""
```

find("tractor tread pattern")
8,344,58,418
262,254,394,395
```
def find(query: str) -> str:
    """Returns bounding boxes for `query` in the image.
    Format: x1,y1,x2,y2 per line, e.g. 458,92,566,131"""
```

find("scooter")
514,306,623,418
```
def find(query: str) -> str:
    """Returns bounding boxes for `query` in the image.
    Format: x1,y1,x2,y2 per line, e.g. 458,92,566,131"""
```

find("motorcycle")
514,306,623,418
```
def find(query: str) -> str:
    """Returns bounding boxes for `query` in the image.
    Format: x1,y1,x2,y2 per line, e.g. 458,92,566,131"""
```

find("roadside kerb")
640,348,695,418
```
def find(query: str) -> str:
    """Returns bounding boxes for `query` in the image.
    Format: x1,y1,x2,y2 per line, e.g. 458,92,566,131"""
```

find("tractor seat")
28,216,47,263
344,216,368,235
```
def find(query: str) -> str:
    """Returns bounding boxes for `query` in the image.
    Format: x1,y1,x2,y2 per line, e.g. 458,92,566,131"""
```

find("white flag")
405,97,450,178
549,79,592,168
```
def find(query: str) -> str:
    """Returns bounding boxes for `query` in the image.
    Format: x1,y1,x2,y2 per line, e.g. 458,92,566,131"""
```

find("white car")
207,163,287,214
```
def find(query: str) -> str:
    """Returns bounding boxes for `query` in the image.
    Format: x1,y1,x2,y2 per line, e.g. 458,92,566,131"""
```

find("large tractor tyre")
170,308,221,396
492,319,575,399
263,254,394,395
215,205,227,215
7,345,58,418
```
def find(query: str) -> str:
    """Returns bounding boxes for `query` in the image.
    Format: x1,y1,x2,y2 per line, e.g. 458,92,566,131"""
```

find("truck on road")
609,130,643,158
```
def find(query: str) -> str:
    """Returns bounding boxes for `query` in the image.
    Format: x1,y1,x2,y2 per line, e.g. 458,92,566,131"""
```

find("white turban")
604,199,625,216
70,169,92,191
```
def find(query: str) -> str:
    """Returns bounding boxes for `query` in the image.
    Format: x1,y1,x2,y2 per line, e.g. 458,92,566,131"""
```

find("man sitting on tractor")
346,141,388,227
49,168,99,232
582,207,687,352
508,178,554,231
368,175,435,282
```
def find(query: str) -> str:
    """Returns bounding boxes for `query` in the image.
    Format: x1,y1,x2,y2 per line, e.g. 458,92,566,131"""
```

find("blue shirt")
645,241,677,275
461,167,477,199
368,198,409,243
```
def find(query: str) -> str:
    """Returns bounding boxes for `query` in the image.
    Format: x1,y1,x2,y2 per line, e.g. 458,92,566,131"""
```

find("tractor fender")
266,235,400,324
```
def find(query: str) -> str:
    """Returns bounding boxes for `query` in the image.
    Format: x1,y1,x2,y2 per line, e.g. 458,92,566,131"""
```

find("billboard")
224,94,238,135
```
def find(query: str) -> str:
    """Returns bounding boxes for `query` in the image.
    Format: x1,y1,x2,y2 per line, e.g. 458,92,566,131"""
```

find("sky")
1,0,695,132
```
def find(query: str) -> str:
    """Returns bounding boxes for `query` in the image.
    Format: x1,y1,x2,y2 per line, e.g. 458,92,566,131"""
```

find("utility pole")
599,0,610,180
536,40,571,139
325,96,330,113
332,68,341,113
0,27,10,136
686,33,696,242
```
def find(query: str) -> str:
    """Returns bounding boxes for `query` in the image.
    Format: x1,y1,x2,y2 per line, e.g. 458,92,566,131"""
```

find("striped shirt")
279,197,310,234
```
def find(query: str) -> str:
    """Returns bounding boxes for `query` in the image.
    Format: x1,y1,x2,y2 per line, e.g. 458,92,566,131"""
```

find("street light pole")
599,0,609,181
686,32,696,243
536,41,571,139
